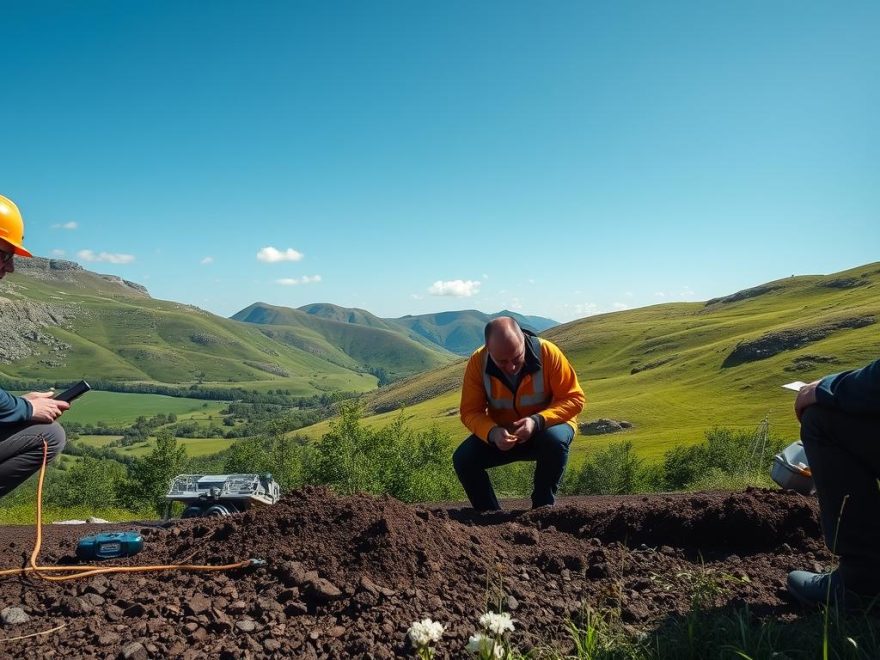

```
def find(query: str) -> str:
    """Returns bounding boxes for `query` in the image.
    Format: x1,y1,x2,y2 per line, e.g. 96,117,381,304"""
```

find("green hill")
299,262,880,460
0,258,378,395
232,302,455,380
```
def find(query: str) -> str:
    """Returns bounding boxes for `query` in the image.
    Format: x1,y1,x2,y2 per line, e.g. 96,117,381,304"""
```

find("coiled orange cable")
0,439,263,581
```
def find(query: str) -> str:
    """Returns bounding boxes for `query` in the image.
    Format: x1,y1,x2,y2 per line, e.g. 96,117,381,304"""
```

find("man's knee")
537,426,573,457
36,422,66,460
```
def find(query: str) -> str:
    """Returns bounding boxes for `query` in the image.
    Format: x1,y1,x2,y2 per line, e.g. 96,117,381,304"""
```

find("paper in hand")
782,381,808,392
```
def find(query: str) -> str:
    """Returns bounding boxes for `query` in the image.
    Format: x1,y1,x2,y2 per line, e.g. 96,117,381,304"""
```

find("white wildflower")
408,618,445,647
467,632,501,657
479,611,515,635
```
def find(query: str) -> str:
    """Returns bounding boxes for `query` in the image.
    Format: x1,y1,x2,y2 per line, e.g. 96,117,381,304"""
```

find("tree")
119,429,187,515
50,458,126,508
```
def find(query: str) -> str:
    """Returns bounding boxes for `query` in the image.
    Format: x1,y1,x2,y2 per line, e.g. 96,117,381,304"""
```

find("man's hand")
23,391,69,423
489,426,518,451
510,417,536,443
795,380,820,422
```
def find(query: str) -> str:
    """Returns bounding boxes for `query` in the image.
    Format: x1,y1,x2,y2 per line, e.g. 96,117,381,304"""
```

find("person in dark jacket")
787,358,880,607
0,195,69,498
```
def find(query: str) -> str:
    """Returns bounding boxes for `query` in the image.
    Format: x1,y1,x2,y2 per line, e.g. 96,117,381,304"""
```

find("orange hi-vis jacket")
459,333,585,443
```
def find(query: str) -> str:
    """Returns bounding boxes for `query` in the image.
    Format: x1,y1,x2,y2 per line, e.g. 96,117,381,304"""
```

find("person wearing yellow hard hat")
0,194,69,498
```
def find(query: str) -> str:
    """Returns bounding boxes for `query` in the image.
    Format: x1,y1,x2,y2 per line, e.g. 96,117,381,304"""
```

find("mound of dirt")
0,488,828,658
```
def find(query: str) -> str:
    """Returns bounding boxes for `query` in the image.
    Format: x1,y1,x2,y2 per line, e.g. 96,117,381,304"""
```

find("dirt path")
0,488,828,658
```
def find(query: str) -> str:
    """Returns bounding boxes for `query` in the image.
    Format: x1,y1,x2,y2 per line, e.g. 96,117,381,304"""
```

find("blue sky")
3,1,878,322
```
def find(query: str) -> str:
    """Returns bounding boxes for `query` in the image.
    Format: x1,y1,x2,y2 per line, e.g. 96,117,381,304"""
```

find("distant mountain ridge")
293,304,559,355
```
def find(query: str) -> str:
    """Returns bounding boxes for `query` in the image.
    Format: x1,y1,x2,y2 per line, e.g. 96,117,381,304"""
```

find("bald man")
454,317,585,510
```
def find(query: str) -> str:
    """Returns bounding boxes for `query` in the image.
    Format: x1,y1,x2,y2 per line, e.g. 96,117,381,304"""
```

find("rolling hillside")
0,258,431,395
293,302,558,356
231,302,454,379
299,262,880,460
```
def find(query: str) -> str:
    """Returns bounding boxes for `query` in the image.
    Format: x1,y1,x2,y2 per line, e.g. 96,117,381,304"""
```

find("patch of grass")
0,504,145,525
60,392,227,425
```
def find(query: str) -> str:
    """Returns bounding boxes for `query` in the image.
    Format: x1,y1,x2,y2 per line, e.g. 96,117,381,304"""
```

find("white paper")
782,381,808,392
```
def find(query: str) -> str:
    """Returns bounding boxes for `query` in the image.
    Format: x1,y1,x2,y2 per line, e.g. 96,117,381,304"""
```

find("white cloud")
276,275,321,286
257,246,303,263
428,279,481,297
527,278,535,285
200,256,214,265
50,249,66,257
410,293,424,300
612,302,630,311
77,249,135,264
654,292,666,298
679,286,696,299
482,273,489,280
625,291,634,298
571,302,600,317
52,221,78,230
508,297,524,310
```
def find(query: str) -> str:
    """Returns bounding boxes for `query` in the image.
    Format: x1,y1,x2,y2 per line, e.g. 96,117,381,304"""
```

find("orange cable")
0,439,260,581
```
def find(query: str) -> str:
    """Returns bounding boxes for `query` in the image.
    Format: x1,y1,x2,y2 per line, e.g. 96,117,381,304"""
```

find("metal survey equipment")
771,440,814,495
76,531,143,560
165,474,282,518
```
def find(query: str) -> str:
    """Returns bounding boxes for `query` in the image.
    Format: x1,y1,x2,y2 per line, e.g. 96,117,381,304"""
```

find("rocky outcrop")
784,354,840,373
705,285,782,306
0,298,81,364
12,256,149,295
243,361,290,377
579,418,634,435
820,277,868,290
722,316,876,368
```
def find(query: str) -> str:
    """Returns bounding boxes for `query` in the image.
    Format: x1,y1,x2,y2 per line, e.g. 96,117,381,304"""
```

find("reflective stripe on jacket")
460,334,585,442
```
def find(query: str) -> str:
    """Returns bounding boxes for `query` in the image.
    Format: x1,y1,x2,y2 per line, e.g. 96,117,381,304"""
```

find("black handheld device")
54,380,91,403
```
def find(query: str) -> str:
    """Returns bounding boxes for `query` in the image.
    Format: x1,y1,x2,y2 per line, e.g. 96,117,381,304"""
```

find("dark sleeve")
0,388,32,424
815,358,880,416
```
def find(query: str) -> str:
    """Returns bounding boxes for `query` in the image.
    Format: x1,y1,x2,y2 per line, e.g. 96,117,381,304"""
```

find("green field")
59,392,227,425
96,437,236,458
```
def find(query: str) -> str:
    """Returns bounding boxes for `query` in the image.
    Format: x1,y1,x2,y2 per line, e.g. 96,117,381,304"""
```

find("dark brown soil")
0,487,829,658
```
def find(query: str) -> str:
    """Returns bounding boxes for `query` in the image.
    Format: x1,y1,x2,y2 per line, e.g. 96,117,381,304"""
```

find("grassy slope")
0,267,378,395
300,263,880,461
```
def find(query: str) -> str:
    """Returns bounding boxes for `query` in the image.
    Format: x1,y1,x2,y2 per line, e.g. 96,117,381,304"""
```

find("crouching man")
0,195,68,498
454,317,585,511
787,357,880,607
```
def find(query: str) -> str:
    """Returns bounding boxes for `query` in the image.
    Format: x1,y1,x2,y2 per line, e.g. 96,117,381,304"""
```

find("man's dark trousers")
800,405,880,594
453,424,574,511
0,422,66,498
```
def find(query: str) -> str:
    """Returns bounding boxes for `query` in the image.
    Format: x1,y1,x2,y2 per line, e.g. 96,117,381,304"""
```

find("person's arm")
814,358,880,416
0,387,33,424
537,343,585,427
459,352,497,442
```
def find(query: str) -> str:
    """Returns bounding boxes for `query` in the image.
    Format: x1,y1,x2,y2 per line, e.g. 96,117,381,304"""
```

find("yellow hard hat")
0,194,33,257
